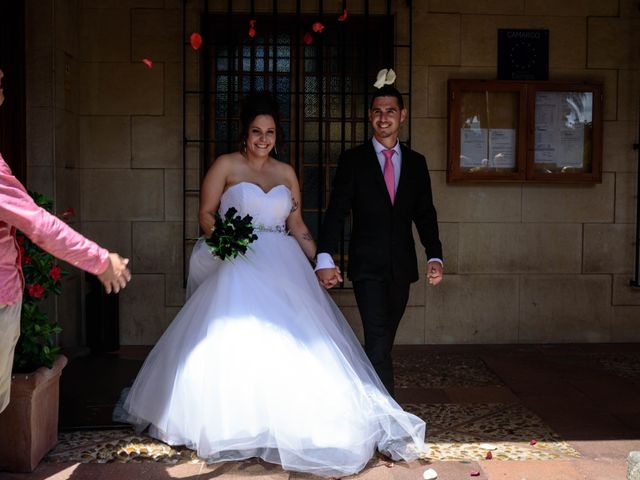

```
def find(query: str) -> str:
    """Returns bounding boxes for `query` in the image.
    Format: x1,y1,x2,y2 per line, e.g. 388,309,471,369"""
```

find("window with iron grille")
183,1,413,286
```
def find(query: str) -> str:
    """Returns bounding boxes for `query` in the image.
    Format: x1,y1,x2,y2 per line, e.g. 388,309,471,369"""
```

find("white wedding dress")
120,181,426,477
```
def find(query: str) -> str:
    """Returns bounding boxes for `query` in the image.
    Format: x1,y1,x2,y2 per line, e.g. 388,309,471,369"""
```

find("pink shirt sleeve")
0,161,109,276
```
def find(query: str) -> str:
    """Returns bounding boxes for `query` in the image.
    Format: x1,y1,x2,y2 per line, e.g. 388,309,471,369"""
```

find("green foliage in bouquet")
13,192,70,373
205,207,258,261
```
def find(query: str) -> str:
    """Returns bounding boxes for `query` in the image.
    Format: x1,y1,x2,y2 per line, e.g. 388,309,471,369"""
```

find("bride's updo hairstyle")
239,91,285,158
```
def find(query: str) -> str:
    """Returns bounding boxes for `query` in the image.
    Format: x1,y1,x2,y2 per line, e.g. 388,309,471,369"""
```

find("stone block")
82,169,164,220
438,222,459,274
432,172,522,223
525,0,618,16
428,0,524,14
519,275,612,342
132,221,182,273
79,8,130,62
119,274,167,345
411,65,429,118
329,288,358,308
132,116,181,168
55,109,79,168
81,0,163,6
164,169,200,221
613,307,640,342
55,49,79,113
522,173,614,223
54,167,80,219
413,13,461,66
82,221,132,258
425,274,519,344
621,0,640,17
412,118,446,172
165,273,186,307
27,107,54,166
164,62,183,116
408,281,425,307
583,224,636,274
618,69,640,122
26,45,54,108
55,0,80,57
428,67,496,118
79,116,131,168
26,166,54,198
458,223,582,273
132,9,181,63
79,62,163,115
613,275,640,306
603,122,638,173
396,307,425,344
461,16,586,69
588,18,640,69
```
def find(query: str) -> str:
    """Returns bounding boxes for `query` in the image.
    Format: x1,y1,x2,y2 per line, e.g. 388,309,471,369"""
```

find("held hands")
316,266,343,289
97,253,132,294
427,260,443,286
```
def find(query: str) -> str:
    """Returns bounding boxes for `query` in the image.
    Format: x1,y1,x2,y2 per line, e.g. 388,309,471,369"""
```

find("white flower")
423,468,438,480
373,68,397,88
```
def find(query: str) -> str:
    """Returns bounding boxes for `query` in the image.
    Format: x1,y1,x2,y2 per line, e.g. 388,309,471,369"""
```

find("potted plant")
0,192,72,472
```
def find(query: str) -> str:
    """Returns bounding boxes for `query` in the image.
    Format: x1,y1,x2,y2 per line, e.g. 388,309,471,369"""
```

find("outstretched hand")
97,253,132,294
316,266,343,289
427,261,443,286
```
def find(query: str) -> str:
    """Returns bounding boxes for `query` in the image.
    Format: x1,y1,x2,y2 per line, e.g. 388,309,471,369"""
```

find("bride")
120,92,426,477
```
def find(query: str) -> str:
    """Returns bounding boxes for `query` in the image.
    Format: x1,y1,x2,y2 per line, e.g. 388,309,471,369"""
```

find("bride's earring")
242,139,247,153
273,145,278,157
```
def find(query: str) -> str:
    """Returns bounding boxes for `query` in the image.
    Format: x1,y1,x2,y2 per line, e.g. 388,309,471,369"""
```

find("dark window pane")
304,77,319,93
303,167,320,209
304,122,319,140
303,142,319,164
304,94,319,117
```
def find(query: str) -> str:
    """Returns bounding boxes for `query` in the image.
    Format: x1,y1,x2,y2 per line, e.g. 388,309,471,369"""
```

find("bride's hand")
316,267,342,289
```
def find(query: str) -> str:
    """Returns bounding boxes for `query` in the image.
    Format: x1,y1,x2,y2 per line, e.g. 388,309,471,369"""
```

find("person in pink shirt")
0,68,132,413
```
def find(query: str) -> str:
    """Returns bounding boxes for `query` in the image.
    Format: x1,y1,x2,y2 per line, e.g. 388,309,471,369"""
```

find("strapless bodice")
219,182,292,229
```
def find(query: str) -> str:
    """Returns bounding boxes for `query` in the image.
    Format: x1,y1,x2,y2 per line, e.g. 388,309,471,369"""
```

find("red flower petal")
248,27,257,38
530,439,537,445
303,32,313,45
190,32,202,50
142,58,153,68
312,22,325,33
485,451,493,460
470,472,481,477
28,283,45,299
338,9,348,21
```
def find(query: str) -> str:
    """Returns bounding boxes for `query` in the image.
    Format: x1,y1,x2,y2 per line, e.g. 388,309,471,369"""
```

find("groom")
316,85,443,395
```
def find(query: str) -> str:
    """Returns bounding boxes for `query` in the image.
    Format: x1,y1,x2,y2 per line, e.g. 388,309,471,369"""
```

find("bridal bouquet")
205,207,258,260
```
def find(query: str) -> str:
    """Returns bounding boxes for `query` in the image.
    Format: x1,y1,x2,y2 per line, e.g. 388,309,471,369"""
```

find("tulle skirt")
120,233,426,477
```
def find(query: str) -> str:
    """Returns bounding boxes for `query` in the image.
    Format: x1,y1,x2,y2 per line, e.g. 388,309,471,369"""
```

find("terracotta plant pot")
0,355,68,472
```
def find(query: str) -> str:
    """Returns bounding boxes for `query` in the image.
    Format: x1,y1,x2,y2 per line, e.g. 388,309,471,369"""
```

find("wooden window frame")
447,79,603,183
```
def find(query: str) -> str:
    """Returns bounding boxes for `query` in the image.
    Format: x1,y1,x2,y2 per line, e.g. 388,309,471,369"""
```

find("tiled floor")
1,344,639,479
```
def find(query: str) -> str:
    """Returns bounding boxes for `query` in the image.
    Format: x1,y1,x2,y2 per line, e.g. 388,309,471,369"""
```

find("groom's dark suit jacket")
318,141,443,285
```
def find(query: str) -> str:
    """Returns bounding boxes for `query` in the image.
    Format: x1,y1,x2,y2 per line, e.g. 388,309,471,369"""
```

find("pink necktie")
382,149,395,204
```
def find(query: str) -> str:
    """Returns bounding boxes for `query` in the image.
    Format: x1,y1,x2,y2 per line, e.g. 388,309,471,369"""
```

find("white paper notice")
460,128,488,167
488,129,516,168
534,92,590,168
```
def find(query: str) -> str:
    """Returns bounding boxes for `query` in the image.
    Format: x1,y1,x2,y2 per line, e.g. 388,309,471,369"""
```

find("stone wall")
24,0,639,346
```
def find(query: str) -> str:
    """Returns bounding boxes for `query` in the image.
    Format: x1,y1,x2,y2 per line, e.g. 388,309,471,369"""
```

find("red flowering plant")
13,192,70,373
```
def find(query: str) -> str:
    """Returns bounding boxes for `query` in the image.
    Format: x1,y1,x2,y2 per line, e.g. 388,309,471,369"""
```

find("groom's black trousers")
353,279,411,396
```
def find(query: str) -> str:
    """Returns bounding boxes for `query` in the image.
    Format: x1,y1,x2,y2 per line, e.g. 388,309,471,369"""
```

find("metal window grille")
182,0,413,287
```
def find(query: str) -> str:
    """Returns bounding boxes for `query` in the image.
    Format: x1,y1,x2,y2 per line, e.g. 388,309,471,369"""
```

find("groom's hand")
316,267,343,289
427,261,443,286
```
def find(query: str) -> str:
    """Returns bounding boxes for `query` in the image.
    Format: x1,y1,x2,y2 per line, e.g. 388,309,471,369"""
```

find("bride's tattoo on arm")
301,231,313,242
290,198,299,213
